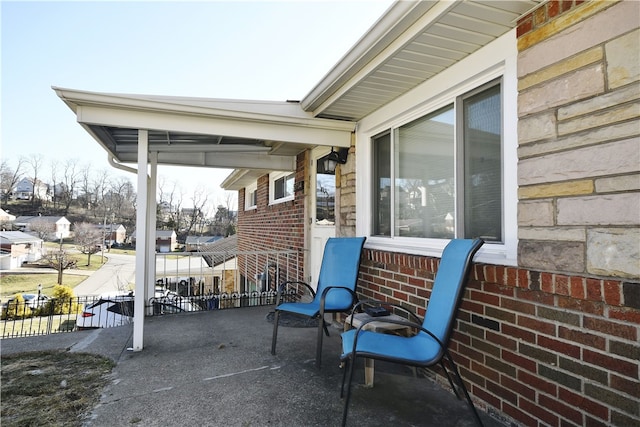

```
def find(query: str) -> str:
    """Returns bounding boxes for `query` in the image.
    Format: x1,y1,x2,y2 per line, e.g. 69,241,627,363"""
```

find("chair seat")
277,301,322,318
341,329,442,367
277,299,354,318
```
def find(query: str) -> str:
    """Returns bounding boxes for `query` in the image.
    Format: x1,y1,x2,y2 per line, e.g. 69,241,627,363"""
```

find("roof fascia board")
221,169,256,190
221,172,265,191
300,1,439,112
302,0,457,115
54,86,355,134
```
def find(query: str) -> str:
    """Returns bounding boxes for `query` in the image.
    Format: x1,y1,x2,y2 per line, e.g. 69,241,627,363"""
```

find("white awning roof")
54,87,355,180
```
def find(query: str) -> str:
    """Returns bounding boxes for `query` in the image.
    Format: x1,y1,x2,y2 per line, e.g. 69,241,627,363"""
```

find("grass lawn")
1,252,105,300
1,351,115,427
0,274,86,301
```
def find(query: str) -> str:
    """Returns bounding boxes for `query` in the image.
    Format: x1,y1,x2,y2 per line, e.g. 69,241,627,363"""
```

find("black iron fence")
2,248,304,339
1,290,281,339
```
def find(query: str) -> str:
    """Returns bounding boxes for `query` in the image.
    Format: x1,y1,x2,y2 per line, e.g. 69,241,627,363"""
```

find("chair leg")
341,355,357,427
443,354,484,427
340,358,349,398
440,360,461,400
322,320,330,336
315,316,325,368
271,310,280,355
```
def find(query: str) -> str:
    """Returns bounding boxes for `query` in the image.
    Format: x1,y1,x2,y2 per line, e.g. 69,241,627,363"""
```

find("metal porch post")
132,129,149,351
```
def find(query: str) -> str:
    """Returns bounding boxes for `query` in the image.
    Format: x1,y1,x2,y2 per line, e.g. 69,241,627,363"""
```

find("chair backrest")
422,238,484,344
315,237,366,310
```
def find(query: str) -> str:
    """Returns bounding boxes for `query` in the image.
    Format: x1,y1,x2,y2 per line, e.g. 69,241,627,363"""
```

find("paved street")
73,253,136,296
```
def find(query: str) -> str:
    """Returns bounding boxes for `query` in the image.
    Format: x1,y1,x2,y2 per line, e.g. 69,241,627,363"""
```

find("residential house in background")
155,230,177,253
0,230,44,270
14,215,71,241
131,230,178,253
96,223,127,246
0,208,16,230
56,1,639,425
12,177,50,201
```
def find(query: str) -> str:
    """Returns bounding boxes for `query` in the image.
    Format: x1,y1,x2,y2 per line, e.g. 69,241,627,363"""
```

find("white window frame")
244,182,257,211
355,31,519,266
269,171,295,205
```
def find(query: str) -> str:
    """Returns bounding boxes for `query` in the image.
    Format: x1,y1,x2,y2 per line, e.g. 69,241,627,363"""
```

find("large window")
373,81,502,242
269,172,295,204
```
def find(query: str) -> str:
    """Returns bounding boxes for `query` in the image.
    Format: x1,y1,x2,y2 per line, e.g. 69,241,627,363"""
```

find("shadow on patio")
1,306,505,427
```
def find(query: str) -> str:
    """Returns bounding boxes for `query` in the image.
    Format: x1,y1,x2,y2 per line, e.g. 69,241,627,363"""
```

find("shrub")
46,285,81,315
3,294,31,319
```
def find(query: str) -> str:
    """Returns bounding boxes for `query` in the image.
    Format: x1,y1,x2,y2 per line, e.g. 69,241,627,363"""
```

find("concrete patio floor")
1,306,506,427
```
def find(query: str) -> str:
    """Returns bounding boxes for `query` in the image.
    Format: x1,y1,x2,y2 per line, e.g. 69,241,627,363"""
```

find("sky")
1,0,393,210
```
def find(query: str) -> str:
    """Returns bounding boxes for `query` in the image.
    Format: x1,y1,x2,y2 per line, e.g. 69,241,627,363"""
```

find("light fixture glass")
322,147,348,173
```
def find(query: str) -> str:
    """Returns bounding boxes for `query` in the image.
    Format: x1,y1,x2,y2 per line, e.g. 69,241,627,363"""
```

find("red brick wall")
236,152,307,283
358,248,640,426
517,0,586,37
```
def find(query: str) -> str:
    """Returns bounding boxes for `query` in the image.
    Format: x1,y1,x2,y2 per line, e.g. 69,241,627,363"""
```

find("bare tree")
182,186,209,237
90,169,111,219
157,177,183,231
50,159,60,210
60,159,81,215
79,164,92,210
28,217,55,240
0,158,26,201
27,154,44,206
110,178,136,221
74,222,102,265
214,191,237,236
41,248,77,285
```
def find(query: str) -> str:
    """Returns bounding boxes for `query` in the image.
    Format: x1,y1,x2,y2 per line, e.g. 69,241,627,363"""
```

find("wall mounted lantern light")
322,147,349,173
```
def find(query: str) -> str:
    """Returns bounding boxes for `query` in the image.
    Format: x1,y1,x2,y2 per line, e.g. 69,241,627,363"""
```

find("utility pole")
101,214,107,263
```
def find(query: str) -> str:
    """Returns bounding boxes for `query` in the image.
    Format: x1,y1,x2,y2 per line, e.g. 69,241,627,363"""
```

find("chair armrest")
347,315,448,361
318,286,359,316
275,281,315,305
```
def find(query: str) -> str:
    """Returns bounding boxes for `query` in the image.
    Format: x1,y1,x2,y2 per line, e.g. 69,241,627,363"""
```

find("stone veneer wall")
355,2,638,426
516,0,639,279
335,139,357,238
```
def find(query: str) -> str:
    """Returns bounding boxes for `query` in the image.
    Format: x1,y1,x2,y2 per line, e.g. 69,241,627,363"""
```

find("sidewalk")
1,306,505,427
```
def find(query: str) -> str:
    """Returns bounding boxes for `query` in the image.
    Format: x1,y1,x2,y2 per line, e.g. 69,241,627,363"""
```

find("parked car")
5,293,49,309
76,293,199,330
76,295,134,330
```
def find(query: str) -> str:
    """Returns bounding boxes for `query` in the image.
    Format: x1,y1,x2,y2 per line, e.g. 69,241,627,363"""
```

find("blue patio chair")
271,236,366,368
340,238,484,427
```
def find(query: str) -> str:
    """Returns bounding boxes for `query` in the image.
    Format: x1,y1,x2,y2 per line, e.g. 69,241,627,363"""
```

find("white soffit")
302,0,542,121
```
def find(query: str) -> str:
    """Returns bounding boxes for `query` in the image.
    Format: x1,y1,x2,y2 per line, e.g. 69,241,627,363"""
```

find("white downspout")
132,130,149,351
108,156,138,174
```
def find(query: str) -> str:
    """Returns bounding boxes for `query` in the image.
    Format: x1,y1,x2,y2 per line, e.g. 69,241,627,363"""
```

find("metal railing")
155,249,300,297
1,249,303,339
